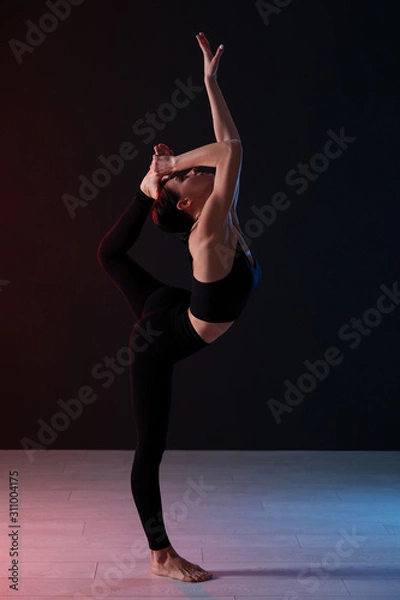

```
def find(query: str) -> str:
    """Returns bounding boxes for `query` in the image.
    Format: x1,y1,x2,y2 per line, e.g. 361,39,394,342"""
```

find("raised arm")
196,32,242,224
196,32,241,144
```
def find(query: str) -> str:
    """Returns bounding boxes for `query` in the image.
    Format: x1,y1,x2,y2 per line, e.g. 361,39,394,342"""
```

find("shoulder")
189,218,237,259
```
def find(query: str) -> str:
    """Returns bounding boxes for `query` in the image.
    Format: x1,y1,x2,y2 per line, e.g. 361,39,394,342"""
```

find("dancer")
97,32,262,583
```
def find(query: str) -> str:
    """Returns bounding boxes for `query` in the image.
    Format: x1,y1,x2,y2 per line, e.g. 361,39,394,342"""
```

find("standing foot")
150,545,213,582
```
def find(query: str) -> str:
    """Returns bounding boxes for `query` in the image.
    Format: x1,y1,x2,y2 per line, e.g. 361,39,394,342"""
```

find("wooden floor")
0,450,399,599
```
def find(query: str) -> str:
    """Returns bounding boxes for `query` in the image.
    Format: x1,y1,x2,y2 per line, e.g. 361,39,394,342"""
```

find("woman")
97,32,262,583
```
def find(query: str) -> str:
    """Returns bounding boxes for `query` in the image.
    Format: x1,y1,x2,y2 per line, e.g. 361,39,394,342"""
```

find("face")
162,168,214,207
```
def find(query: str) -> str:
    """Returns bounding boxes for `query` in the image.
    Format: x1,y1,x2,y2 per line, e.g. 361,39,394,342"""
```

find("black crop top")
187,241,262,322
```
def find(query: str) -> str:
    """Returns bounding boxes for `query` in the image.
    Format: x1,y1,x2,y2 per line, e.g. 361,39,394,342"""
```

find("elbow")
225,138,243,155
224,139,243,164
224,138,242,145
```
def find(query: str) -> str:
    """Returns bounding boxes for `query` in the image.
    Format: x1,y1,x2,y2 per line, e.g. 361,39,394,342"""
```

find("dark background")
1,0,399,450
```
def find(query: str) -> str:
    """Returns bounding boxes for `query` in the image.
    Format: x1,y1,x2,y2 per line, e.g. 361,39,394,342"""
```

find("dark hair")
151,184,194,242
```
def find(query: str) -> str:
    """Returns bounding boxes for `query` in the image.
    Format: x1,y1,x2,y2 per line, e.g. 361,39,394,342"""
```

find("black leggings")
97,188,210,550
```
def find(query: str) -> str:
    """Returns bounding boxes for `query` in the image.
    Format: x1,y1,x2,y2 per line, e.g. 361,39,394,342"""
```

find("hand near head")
154,143,173,157
196,31,224,80
140,143,175,199
150,144,176,178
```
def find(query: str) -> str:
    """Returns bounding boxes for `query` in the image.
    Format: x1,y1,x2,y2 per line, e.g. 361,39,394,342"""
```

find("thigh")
128,331,174,448
128,302,209,378
101,254,166,321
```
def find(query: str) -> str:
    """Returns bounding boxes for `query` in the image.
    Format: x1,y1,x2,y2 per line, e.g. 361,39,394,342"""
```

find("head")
151,168,215,235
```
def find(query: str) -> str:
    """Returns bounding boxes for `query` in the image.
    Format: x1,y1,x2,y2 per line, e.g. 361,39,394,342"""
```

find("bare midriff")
187,306,235,344
187,216,255,344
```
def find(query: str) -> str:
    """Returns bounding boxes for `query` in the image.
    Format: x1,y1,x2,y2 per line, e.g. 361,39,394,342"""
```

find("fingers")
214,45,224,62
197,31,210,49
197,31,221,54
153,143,173,155
196,32,224,61
196,32,212,57
155,143,170,151
154,143,171,155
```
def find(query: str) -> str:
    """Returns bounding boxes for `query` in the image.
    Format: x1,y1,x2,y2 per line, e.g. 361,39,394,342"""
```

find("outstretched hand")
196,31,224,80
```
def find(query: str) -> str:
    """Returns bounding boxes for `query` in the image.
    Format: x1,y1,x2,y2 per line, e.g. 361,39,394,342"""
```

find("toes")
183,569,212,582
182,568,197,582
195,570,211,582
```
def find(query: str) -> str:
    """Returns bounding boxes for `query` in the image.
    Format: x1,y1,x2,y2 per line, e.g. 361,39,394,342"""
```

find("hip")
187,307,234,344
129,287,210,364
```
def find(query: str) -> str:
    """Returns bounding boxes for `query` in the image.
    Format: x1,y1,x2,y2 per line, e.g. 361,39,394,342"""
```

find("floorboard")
0,449,399,597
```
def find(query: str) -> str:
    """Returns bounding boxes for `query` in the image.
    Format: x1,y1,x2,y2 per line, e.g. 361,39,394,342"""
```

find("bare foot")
150,545,213,582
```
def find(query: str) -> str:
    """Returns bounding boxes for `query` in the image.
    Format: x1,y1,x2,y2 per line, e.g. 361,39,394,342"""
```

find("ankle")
150,544,176,562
